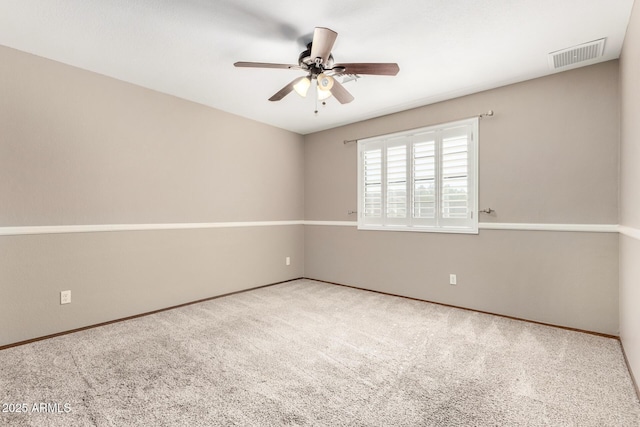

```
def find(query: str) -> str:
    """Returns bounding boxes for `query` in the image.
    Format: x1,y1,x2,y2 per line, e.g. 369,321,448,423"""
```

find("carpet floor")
1,279,639,426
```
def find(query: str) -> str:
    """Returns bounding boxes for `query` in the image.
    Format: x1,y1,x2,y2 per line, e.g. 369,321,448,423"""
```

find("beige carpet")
1,279,639,426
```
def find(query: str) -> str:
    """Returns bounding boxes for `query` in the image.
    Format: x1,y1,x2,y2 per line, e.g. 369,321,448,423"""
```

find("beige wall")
1,226,303,346
0,46,303,225
304,61,621,335
620,0,640,388
0,40,628,347
305,61,619,224
0,46,304,346
305,226,618,333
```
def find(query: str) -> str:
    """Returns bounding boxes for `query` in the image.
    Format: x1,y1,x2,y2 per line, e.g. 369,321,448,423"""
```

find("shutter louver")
386,145,407,219
413,139,436,219
441,132,469,219
363,149,382,218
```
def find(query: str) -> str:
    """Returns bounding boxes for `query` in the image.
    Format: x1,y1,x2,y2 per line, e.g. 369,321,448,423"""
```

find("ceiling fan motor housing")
299,43,334,73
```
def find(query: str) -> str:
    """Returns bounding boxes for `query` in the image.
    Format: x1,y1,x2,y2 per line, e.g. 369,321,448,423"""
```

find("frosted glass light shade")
317,73,334,90
293,77,311,97
317,87,332,100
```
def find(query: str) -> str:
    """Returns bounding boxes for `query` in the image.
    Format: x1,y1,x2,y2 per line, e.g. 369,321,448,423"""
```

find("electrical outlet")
449,274,457,285
60,290,71,305
285,256,291,266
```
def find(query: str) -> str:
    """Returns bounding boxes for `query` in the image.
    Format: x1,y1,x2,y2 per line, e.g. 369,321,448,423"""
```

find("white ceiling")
0,0,635,135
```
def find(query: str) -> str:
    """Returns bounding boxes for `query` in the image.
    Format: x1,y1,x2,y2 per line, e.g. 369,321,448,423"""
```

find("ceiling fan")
234,27,400,104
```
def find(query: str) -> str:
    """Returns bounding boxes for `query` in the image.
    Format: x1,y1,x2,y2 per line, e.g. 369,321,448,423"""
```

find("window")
357,118,478,234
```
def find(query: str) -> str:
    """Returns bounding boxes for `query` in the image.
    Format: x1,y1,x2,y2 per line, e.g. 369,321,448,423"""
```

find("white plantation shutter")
440,126,472,227
358,117,478,233
362,147,382,220
412,134,437,226
386,143,408,222
360,145,384,226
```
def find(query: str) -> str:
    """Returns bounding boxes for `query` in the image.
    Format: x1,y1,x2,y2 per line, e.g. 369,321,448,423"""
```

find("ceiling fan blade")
234,61,301,70
269,76,307,101
333,63,400,76
310,27,338,65
329,79,354,104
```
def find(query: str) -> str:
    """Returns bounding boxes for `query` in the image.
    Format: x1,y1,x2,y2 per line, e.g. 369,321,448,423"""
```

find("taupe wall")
0,46,304,346
0,42,628,346
620,0,640,386
304,61,621,335
0,46,303,225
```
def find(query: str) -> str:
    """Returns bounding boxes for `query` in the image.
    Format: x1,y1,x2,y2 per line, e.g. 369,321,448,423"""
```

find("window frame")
357,117,479,234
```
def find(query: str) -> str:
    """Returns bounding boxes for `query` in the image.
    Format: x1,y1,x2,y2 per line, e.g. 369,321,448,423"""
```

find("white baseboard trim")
0,221,304,236
0,220,626,237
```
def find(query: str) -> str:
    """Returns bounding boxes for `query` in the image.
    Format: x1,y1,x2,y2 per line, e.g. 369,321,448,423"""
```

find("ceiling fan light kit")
234,27,399,108
293,77,311,97
317,86,332,101
317,73,334,91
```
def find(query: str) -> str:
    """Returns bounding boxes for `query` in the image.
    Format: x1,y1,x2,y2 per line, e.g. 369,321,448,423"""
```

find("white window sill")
357,224,479,235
